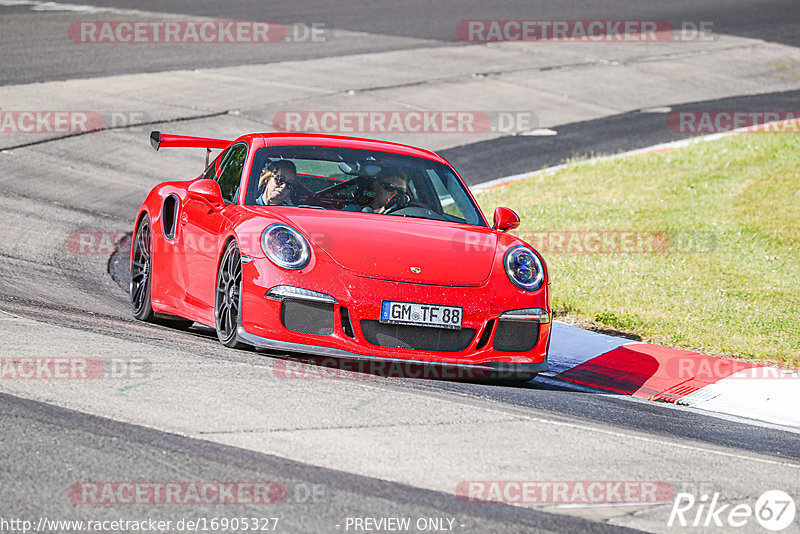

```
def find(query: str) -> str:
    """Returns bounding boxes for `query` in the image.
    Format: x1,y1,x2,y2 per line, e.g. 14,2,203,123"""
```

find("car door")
181,142,248,317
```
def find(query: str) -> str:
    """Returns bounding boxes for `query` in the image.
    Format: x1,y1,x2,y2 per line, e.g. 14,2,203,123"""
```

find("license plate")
380,301,462,330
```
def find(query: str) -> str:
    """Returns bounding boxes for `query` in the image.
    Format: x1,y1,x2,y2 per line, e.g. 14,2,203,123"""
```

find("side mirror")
187,179,224,206
492,207,520,232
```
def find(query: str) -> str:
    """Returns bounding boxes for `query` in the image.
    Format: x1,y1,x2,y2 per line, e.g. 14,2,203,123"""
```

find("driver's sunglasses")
272,171,292,186
379,181,406,194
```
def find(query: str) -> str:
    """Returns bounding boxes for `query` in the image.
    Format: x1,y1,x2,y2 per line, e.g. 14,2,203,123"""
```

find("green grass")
475,133,800,368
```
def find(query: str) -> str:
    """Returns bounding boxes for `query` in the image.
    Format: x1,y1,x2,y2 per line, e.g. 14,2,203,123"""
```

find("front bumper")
238,257,550,367
237,323,548,378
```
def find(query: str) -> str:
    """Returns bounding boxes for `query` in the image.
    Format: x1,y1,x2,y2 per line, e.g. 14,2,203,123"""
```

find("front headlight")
261,224,311,270
504,246,544,291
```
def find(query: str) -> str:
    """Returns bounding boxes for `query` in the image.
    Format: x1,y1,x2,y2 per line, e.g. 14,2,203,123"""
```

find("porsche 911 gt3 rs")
131,131,551,381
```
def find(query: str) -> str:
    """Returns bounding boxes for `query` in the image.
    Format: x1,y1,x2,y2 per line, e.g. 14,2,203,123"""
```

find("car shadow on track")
168,324,591,390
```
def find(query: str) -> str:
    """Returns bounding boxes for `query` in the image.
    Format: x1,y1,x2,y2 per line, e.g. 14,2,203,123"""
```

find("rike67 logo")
669,490,796,531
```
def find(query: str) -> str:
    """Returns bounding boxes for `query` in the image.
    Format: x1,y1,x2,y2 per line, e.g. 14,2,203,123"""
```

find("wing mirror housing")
492,207,521,232
187,179,224,206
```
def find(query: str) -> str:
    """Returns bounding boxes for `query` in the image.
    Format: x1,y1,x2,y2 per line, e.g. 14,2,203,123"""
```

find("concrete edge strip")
472,119,800,428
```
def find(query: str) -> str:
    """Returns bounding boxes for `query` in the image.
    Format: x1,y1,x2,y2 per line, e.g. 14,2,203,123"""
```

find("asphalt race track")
1,2,799,533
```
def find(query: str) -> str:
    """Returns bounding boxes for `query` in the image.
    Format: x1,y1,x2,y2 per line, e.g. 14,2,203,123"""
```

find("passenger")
256,160,298,206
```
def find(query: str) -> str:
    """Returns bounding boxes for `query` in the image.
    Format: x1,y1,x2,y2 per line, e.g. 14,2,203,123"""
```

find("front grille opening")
281,299,334,335
493,321,540,352
475,319,496,350
340,306,355,338
360,320,475,352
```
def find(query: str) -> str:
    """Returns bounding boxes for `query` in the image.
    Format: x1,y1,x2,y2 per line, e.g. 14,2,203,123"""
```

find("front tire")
215,240,247,348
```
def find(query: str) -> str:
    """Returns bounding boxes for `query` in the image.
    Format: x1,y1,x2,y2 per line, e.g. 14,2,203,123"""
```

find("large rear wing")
150,131,232,167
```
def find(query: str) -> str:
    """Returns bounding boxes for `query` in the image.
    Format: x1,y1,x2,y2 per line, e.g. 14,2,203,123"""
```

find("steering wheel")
383,194,431,214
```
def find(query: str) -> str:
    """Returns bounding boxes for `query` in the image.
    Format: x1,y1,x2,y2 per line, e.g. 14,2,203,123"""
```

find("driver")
256,160,298,206
369,167,409,214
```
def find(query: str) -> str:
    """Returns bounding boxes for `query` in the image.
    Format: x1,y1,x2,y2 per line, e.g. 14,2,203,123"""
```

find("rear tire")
215,240,247,349
131,216,195,329
130,216,155,322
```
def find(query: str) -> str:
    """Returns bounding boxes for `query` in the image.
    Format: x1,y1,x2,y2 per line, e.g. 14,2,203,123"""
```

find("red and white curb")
545,322,800,428
471,119,800,429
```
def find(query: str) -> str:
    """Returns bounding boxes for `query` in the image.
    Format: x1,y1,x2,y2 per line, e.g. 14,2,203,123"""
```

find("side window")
201,148,224,180
426,169,474,224
201,161,217,181
216,143,247,203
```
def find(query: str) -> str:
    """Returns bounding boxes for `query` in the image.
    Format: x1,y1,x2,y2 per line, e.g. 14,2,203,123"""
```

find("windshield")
245,146,486,226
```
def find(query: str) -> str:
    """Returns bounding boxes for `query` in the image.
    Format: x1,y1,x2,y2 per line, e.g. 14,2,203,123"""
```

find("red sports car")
131,131,551,381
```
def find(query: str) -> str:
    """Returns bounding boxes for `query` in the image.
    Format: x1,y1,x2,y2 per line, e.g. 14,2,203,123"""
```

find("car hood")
281,210,498,286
